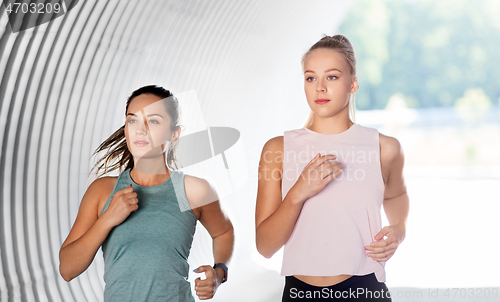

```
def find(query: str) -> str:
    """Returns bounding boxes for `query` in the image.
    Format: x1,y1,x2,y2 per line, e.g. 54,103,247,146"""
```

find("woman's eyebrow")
146,114,164,118
126,113,164,118
304,68,342,74
325,68,342,73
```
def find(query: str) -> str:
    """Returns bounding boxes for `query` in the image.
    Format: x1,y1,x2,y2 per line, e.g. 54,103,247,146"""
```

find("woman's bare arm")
381,135,409,230
199,199,234,281
255,136,342,258
185,176,234,299
59,178,114,281
365,134,409,261
59,178,137,281
255,136,304,258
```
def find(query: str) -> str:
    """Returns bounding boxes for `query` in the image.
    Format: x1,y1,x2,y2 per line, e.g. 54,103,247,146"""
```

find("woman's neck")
309,118,354,135
131,156,170,186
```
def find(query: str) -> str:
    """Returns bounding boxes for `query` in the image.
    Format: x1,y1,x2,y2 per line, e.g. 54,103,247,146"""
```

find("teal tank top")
100,168,197,302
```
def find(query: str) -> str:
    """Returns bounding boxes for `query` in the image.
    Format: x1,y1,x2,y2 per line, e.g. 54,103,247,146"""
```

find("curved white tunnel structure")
0,1,350,301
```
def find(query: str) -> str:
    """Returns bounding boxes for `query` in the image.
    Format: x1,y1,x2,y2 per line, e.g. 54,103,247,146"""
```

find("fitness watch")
213,263,228,283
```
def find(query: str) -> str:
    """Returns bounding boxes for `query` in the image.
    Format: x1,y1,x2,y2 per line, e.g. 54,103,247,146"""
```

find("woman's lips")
315,99,330,104
134,141,149,147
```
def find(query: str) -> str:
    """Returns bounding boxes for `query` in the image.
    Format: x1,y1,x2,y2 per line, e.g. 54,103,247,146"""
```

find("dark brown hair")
90,85,182,179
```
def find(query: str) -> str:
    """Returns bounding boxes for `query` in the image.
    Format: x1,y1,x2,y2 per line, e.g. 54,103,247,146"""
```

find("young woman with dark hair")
60,85,234,301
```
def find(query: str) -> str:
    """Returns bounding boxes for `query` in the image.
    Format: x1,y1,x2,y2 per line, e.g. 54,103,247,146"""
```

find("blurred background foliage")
338,0,500,111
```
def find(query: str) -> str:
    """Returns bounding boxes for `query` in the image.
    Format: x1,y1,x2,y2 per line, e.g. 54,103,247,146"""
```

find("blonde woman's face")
303,48,358,119
125,93,176,159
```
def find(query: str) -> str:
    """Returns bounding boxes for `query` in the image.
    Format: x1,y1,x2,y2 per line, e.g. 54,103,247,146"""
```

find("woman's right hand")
290,153,344,203
100,185,139,227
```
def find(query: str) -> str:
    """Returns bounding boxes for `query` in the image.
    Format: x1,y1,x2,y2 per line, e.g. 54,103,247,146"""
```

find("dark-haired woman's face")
125,93,176,159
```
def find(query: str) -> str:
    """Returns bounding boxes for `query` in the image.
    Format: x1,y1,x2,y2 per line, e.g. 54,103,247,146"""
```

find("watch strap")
213,263,228,283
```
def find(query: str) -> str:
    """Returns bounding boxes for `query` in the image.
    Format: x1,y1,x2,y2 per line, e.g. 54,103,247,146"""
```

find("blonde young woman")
59,85,234,301
256,35,409,301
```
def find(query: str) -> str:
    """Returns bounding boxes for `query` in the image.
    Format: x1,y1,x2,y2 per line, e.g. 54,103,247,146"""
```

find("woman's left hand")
193,265,221,300
365,224,406,262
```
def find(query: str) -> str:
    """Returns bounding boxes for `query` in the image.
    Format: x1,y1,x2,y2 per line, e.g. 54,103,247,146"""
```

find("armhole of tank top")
280,131,287,201
375,129,385,190
99,172,124,217
172,170,197,219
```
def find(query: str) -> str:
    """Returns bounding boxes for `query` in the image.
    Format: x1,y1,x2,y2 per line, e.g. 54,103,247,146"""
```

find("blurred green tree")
339,0,500,110
455,88,491,124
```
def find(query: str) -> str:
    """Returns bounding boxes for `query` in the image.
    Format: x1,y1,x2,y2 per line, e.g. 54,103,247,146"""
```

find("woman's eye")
128,119,136,124
328,75,337,80
148,119,159,124
306,77,315,82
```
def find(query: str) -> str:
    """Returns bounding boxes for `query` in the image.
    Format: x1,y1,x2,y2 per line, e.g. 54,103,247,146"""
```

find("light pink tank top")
281,123,386,282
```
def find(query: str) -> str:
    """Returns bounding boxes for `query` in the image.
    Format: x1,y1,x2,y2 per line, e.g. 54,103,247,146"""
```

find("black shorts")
282,273,392,301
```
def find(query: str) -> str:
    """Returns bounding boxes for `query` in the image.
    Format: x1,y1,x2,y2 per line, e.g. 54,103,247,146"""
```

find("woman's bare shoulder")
182,174,219,219
91,175,119,191
378,133,405,186
262,136,284,152
260,136,284,166
183,174,215,193
378,132,403,162
90,176,118,217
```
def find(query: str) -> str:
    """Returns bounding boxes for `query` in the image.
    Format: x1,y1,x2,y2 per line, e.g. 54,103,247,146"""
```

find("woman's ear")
350,77,359,94
171,126,181,143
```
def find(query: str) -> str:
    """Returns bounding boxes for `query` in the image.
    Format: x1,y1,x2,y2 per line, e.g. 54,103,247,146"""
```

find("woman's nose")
316,79,326,92
135,122,147,135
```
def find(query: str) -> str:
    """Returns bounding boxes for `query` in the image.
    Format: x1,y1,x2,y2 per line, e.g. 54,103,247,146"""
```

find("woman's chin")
131,150,164,159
